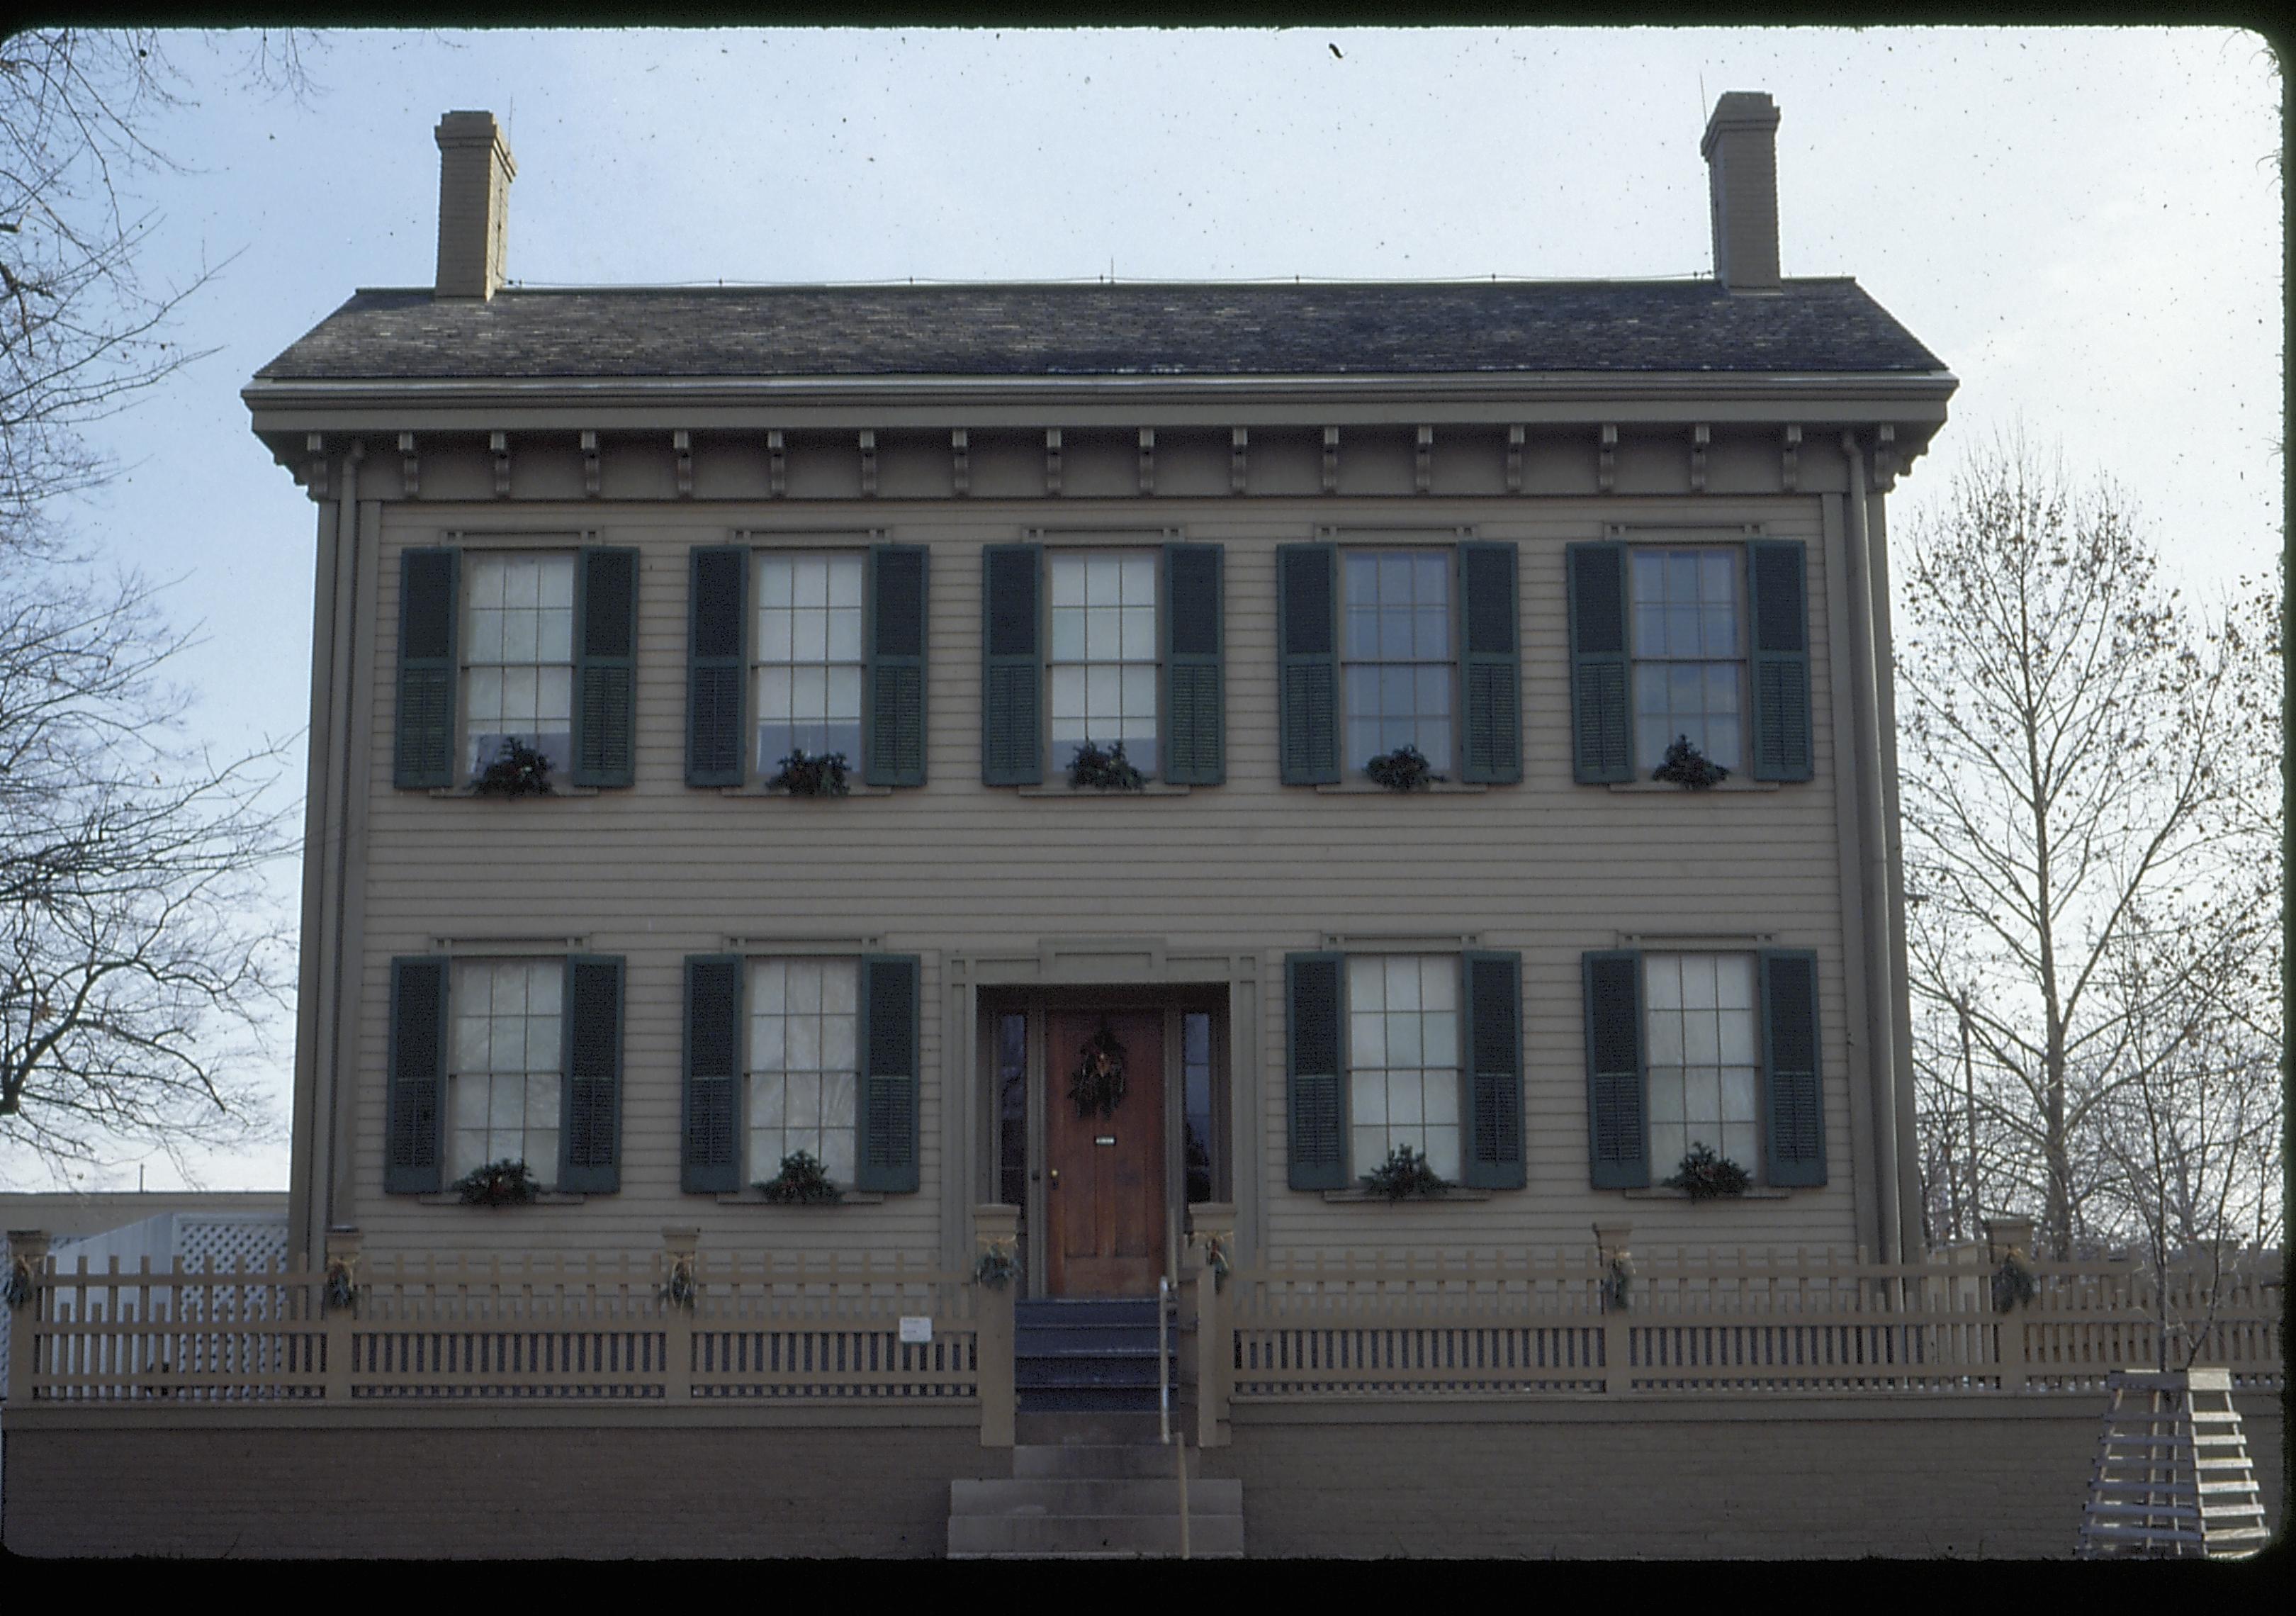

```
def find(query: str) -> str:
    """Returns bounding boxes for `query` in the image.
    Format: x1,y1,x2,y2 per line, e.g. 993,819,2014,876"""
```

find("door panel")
1045,1010,1166,1297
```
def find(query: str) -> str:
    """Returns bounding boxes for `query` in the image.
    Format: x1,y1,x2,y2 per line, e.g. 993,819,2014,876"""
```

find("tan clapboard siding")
347,496,1859,1259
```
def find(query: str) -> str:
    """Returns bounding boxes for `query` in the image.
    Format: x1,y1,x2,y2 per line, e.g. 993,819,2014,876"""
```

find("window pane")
1700,549,1735,603
1346,608,1380,658
1414,552,1448,605
1343,553,1380,607
1378,554,1412,601
1086,607,1119,659
758,560,794,607
1051,610,1086,661
1084,554,1120,605
1385,956,1420,1010
1414,607,1449,659
1348,956,1385,1011
1351,1072,1386,1126
1121,607,1157,660
1050,556,1086,607
828,557,863,608
827,607,862,663
1120,554,1156,604
792,558,828,609
1050,666,1087,720
1666,553,1698,602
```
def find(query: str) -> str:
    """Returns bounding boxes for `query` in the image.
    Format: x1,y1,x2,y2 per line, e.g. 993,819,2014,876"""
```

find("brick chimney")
1701,91,1781,292
434,111,515,300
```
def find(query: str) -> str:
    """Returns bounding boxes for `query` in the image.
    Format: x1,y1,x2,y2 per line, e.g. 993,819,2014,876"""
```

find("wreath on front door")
1068,1023,1130,1119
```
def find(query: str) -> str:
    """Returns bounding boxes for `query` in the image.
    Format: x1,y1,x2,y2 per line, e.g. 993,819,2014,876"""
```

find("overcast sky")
12,25,2279,1194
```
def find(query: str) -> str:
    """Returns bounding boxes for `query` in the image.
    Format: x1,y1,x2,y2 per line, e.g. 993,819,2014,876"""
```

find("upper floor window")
981,542,1223,788
1049,549,1161,778
1278,539,1519,787
393,544,637,793
1342,551,1453,773
462,552,576,779
1630,548,1743,773
754,552,865,775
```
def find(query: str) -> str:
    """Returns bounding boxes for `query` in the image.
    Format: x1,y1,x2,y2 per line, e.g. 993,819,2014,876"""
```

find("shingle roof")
253,279,1945,382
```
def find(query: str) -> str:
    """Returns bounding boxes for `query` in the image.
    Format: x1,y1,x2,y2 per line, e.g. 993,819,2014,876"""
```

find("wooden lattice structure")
2076,1368,2270,1558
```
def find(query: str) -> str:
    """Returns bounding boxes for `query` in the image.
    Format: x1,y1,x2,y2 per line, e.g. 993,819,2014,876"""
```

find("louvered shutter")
558,956,624,1193
981,546,1042,785
385,956,449,1194
686,546,748,786
394,549,458,789
682,955,743,1193
1582,950,1649,1188
1164,543,1225,785
1285,952,1349,1189
1761,950,1827,1186
1567,544,1633,784
856,954,921,1193
1747,540,1813,782
1458,542,1522,784
865,544,928,787
1462,950,1525,1189
1277,544,1339,785
573,548,638,787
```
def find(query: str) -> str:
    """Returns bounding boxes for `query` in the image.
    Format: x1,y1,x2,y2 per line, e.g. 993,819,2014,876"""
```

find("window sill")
715,1190,887,1206
1322,1186,1493,1203
417,1191,592,1206
1314,780,1490,795
1606,778,1781,794
1621,1186,1793,1200
717,784,896,798
427,785,602,799
1016,782,1194,797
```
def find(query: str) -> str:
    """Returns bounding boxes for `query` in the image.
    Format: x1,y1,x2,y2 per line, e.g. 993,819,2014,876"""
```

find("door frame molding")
949,943,1259,1289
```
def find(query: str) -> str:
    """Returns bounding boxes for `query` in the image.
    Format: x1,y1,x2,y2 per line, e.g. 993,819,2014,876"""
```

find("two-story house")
243,96,1947,1300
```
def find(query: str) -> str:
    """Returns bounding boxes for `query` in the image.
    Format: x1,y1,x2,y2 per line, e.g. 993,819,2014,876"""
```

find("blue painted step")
1013,1296,1175,1414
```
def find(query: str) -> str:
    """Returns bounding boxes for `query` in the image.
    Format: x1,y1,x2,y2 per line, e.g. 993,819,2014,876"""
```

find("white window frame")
446,956,566,1189
1346,953,1465,1182
1642,950,1763,1182
750,546,867,780
1627,542,1748,774
743,955,862,1189
1047,546,1163,779
1338,545,1458,774
458,548,578,783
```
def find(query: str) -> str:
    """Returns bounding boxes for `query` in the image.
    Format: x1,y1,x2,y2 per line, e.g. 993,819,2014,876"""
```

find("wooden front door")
1045,1009,1166,1297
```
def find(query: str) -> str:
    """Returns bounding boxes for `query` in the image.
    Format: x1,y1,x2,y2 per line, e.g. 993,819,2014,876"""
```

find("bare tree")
1896,434,2280,1259
0,30,319,1179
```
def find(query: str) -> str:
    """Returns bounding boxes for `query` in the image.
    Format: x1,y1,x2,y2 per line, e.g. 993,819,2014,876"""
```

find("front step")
949,1442,1246,1559
1014,1295,1178,1415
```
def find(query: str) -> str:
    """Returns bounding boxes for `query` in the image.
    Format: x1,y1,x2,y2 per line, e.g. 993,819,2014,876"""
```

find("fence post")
1193,1211,1234,1449
660,1226,699,1403
1594,1223,1633,1396
974,1204,1017,1447
322,1226,363,1402
6,1230,52,1405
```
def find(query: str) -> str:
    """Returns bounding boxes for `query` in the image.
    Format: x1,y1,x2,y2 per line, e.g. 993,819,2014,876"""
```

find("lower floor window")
748,958,859,1185
449,958,563,1184
1645,952,1760,1175
1348,955,1461,1180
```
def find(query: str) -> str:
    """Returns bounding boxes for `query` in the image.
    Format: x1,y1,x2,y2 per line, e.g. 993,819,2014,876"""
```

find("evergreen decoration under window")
474,736,556,797
1663,1143,1752,1200
1068,1023,1130,1118
767,748,851,797
1991,1247,2039,1313
1365,744,1444,792
454,1157,542,1206
1068,739,1146,792
1360,1142,1453,1201
756,1148,844,1203
1652,734,1729,790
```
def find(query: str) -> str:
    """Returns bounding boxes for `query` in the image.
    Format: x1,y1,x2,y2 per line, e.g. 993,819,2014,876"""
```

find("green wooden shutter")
981,545,1042,785
394,549,458,790
1582,950,1648,1188
1164,543,1225,785
1462,950,1525,1189
1747,540,1813,782
682,955,743,1194
1760,949,1827,1186
1458,542,1522,785
385,956,449,1194
1277,544,1339,785
559,955,624,1194
857,953,921,1192
687,545,749,787
573,547,639,787
1566,544,1633,784
865,544,929,787
1285,952,1349,1189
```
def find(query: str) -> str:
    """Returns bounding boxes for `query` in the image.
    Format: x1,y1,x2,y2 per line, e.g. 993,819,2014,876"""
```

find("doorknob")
1048,1168,1061,1186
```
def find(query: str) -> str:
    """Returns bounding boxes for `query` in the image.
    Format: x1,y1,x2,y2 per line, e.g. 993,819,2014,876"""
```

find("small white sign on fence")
899,1315,933,1345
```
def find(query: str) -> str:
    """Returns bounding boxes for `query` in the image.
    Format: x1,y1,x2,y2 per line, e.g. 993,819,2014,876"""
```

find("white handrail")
1159,1274,1190,1560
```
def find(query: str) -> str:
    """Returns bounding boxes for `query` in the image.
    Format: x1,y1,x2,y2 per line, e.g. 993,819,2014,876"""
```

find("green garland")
1069,1025,1129,1118
757,1149,844,1203
475,737,555,797
1361,1143,1451,1200
1664,1143,1751,1199
454,1157,541,1206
